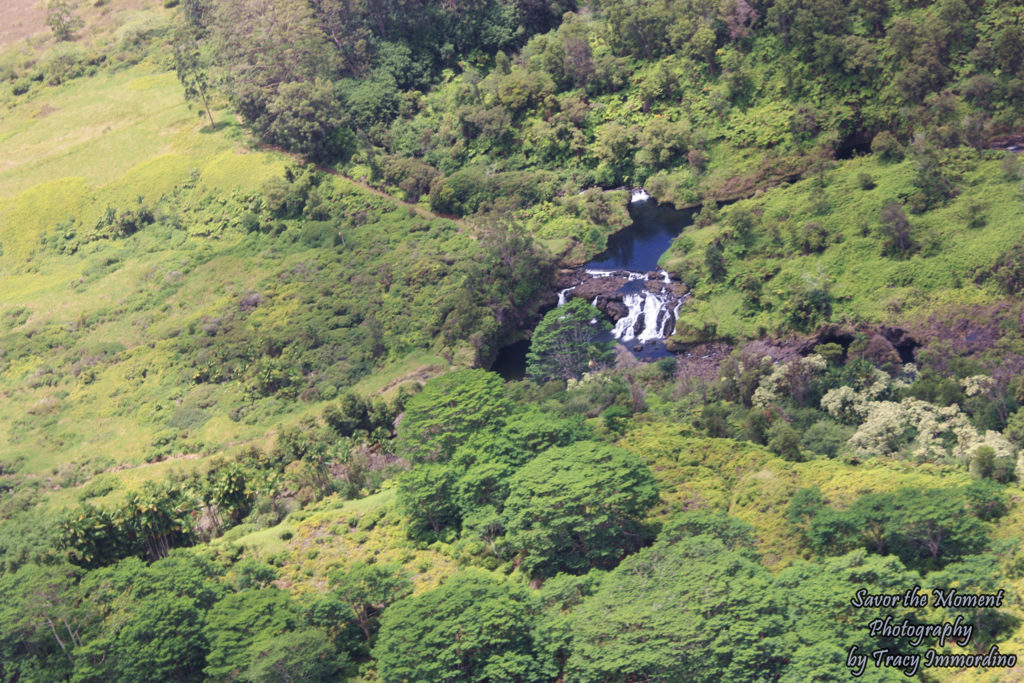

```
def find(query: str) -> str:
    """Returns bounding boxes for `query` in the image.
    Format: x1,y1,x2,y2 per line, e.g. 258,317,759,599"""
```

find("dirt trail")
249,134,476,232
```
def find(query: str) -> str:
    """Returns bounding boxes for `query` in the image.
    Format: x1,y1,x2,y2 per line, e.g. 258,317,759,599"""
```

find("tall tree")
395,369,510,462
503,441,658,577
173,26,215,128
526,298,614,383
565,535,788,682
374,570,552,682
72,551,224,682
211,0,345,159
46,0,84,42
203,588,301,680
327,562,412,640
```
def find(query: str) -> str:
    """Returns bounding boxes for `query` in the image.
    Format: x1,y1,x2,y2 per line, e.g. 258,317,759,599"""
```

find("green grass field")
664,151,1024,343
0,52,461,501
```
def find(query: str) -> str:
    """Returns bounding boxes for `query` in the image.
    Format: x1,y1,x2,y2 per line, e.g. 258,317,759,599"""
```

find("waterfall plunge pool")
492,192,698,380
586,195,698,272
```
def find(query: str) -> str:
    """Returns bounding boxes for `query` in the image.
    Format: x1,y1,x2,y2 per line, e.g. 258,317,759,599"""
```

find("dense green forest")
2,0,1024,680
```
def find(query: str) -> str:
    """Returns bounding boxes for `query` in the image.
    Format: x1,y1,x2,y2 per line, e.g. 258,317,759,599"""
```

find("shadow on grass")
199,121,232,134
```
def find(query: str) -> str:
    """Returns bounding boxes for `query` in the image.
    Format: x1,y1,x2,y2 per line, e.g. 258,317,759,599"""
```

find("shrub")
46,0,84,41
907,146,957,213
800,420,852,458
429,168,558,216
782,278,832,331
767,422,802,461
962,200,987,229
878,201,916,258
382,157,440,203
871,131,903,162
1001,152,1022,180
42,44,87,85
991,239,1024,295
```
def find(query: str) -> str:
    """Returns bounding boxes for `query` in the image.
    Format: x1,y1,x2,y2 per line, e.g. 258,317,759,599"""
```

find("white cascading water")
630,188,650,203
610,286,678,342
555,188,685,345
559,270,683,344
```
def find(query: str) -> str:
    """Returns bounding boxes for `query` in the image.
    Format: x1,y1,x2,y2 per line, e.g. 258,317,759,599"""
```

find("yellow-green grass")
0,58,286,265
352,349,450,398
0,55,298,480
42,452,215,513
0,66,224,197
225,488,459,596
0,234,287,475
623,424,988,570
667,153,1024,341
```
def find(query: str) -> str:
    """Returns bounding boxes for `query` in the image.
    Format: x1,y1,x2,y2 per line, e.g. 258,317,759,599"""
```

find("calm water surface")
585,199,698,272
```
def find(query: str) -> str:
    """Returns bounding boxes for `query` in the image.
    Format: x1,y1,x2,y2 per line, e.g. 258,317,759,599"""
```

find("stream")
493,190,696,379
555,190,694,359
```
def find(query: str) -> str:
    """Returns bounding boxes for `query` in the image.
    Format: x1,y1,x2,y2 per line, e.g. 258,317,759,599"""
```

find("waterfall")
611,293,642,339
613,285,679,342
583,269,614,278
551,189,699,353
558,270,685,346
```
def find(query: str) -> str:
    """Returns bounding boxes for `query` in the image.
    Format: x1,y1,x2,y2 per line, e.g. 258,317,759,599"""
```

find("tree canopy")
373,570,552,682
526,298,614,383
564,535,788,682
395,369,511,462
503,441,658,577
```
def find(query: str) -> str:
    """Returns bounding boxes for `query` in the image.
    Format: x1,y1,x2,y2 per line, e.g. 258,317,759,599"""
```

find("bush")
871,131,903,162
767,422,802,461
800,420,852,458
115,13,171,52
968,446,1014,482
908,146,956,213
1001,152,1022,180
42,44,87,85
382,157,440,203
782,279,832,331
878,201,916,258
260,80,348,163
793,221,831,254
962,200,987,229
429,168,559,216
991,239,1024,295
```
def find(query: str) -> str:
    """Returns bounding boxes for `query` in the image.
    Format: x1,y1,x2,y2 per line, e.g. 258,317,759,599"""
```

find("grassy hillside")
2,1,1024,681
0,16,535,573
664,149,1024,343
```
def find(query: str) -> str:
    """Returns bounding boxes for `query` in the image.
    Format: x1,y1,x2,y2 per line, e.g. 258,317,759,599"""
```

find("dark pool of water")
491,339,530,381
493,196,703,380
586,199,699,272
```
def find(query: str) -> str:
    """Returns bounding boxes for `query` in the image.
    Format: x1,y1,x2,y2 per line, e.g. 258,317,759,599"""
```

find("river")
493,190,697,379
